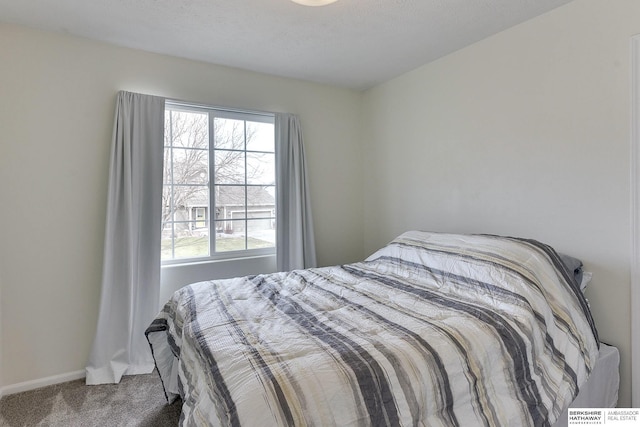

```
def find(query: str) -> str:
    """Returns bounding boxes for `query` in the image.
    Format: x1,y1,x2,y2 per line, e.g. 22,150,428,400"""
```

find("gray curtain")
86,91,165,384
275,113,317,271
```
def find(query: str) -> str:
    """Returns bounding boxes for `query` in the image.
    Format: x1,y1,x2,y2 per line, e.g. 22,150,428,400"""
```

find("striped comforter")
146,231,599,427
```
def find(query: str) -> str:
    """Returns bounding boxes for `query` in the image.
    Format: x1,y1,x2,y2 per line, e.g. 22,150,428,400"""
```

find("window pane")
172,148,209,185
247,219,276,250
246,122,274,152
162,224,210,260
163,147,172,184
214,150,244,184
215,220,246,252
215,186,245,220
246,152,275,185
162,186,175,223
162,184,210,261
167,110,209,149
171,233,209,259
213,220,277,252
247,185,275,210
174,186,209,212
214,118,245,150
161,235,173,260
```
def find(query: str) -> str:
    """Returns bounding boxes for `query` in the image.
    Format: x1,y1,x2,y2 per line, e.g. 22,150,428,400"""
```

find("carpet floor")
0,372,181,426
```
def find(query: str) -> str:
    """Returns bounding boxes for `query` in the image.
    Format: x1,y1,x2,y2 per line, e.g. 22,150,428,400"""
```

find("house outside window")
192,207,207,229
162,102,276,262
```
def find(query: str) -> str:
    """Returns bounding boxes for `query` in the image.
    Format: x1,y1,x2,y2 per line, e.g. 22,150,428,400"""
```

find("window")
162,102,276,262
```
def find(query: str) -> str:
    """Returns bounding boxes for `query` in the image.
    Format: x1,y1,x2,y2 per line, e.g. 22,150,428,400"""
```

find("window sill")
161,253,276,270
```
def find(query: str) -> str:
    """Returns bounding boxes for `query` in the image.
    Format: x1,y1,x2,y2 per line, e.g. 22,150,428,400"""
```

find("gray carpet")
0,372,181,426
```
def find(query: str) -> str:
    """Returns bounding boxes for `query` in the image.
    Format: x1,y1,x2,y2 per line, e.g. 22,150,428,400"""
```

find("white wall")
362,0,638,406
0,23,363,389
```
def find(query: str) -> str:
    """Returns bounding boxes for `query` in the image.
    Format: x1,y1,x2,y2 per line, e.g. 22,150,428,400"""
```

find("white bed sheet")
553,343,620,427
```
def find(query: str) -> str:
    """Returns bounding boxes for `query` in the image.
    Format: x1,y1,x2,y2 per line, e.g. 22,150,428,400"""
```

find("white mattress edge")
552,343,620,427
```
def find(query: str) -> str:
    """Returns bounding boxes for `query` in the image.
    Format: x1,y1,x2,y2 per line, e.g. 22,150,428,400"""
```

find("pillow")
580,271,592,293
558,252,585,290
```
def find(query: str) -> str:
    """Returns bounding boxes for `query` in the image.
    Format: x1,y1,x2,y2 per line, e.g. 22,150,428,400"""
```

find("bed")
146,231,617,426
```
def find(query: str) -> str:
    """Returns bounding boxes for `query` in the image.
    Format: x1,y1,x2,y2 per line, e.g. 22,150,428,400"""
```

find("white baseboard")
0,370,86,398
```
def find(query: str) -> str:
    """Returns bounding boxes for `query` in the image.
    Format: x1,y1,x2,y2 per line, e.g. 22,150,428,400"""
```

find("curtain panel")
275,113,317,271
86,91,165,385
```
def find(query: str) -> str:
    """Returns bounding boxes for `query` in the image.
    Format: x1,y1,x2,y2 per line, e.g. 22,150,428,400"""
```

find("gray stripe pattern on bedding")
146,231,599,427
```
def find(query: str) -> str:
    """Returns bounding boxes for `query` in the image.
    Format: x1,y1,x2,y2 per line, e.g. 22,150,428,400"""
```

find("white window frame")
162,100,276,265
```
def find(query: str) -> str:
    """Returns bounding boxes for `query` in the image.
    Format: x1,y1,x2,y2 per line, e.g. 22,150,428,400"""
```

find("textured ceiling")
0,0,574,90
